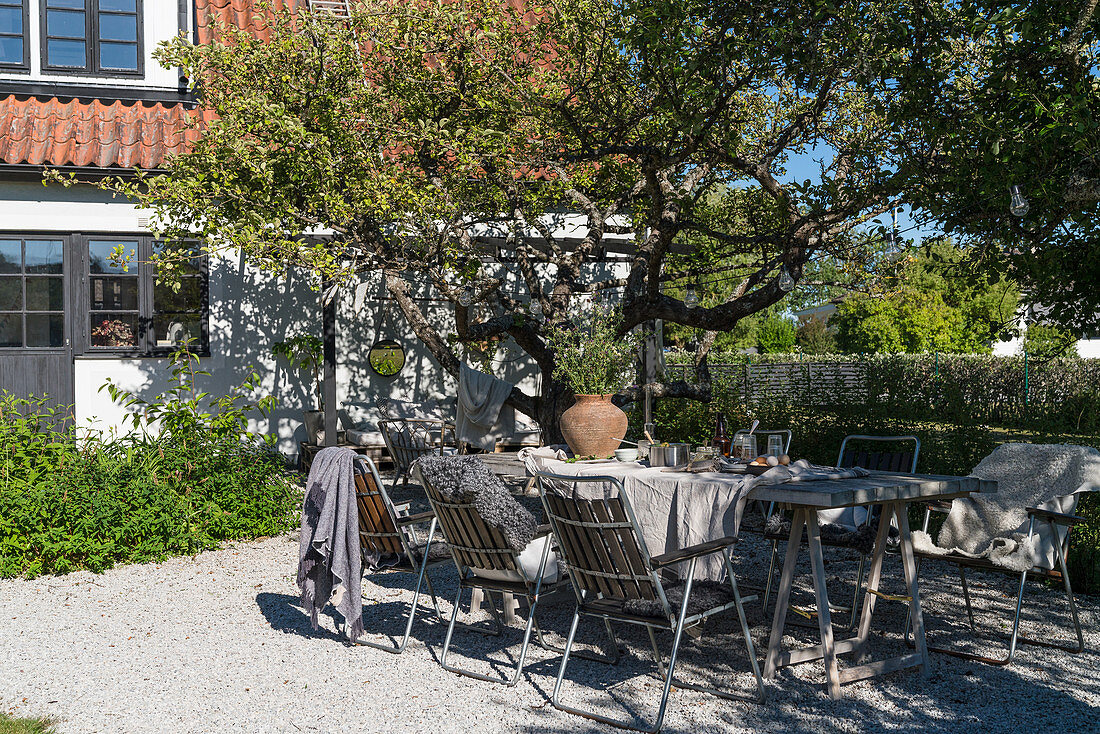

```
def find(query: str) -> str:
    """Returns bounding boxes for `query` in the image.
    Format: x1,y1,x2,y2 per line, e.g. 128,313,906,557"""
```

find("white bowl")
614,448,639,462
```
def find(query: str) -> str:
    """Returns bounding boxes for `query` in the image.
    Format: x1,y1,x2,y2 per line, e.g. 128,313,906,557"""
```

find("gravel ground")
2,478,1098,734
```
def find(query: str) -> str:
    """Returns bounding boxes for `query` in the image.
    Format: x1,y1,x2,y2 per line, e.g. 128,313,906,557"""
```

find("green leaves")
545,306,643,395
0,392,300,580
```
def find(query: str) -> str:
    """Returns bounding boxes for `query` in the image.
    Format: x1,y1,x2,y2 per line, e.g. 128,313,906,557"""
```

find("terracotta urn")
559,394,628,458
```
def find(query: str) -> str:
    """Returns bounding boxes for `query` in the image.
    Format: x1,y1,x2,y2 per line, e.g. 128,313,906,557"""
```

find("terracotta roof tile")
0,95,198,169
1,0,305,169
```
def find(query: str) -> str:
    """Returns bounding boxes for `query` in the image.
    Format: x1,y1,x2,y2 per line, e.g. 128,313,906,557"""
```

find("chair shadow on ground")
257,545,1099,734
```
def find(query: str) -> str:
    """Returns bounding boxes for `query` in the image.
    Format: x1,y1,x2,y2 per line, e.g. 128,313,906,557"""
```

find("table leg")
763,508,806,680
854,500,895,655
805,511,842,700
893,502,930,676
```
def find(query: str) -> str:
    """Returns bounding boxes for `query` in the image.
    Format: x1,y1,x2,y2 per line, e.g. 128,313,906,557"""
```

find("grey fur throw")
415,455,536,553
623,580,737,619
912,443,1100,571
297,447,363,642
764,514,885,555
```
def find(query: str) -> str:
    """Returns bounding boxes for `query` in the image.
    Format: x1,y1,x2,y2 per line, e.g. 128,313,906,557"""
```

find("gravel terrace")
2,476,1098,734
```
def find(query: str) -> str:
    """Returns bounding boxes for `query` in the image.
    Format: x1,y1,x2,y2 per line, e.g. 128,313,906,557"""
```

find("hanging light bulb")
778,265,796,292
1008,184,1029,217
684,283,700,309
529,300,543,321
884,229,898,248
458,287,474,307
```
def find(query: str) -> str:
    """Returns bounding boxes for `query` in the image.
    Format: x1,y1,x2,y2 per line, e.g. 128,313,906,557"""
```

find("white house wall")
4,181,633,455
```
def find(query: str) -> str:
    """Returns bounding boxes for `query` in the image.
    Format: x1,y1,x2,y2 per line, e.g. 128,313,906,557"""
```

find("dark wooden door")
0,236,74,412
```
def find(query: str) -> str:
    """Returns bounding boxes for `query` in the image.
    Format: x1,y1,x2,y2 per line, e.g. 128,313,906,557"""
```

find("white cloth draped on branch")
456,362,514,451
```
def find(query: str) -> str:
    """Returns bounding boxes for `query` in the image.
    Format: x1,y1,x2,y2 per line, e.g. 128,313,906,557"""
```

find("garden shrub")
0,347,301,579
637,351,1100,592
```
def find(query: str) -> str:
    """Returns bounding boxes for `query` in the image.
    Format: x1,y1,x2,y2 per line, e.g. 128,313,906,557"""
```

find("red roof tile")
0,0,305,170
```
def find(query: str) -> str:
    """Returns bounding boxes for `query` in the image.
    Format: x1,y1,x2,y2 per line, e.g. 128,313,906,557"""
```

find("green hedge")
642,352,1100,593
0,394,301,578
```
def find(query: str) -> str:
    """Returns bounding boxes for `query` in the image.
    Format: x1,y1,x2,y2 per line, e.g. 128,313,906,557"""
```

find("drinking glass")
766,434,784,457
738,434,757,461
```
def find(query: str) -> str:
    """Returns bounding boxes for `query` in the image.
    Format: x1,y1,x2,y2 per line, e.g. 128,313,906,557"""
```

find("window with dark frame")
0,237,66,349
42,0,142,76
0,0,28,70
86,236,208,354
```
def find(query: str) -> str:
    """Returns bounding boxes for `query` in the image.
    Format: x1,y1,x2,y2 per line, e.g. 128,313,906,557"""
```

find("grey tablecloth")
527,457,757,580
524,454,869,580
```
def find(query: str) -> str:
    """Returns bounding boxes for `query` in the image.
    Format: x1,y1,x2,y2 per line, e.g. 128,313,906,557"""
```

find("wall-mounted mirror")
368,338,406,377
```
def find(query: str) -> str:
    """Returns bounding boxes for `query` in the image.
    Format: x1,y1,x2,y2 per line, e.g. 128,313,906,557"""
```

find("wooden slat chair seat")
379,418,457,486
352,455,448,653
417,457,576,688
536,471,765,733
763,435,920,631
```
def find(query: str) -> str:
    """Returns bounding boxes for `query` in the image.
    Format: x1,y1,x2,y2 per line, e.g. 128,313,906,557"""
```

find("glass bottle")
712,412,731,457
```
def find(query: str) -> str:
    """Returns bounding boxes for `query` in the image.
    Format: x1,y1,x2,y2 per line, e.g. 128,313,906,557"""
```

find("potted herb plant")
272,333,325,444
545,306,641,457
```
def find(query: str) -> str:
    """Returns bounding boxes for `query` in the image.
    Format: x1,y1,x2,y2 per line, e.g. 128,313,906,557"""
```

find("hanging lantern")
1008,184,1029,217
778,265,796,292
684,283,700,309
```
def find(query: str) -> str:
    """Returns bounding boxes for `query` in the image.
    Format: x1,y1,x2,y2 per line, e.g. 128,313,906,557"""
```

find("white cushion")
817,506,869,531
346,427,385,446
470,535,561,585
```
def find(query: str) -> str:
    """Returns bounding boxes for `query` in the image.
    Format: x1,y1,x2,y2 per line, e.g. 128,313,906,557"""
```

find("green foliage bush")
0,350,301,579
643,351,1100,593
756,315,797,354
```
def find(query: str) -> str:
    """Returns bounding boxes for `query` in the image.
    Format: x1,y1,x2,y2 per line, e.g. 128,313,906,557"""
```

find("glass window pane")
26,314,65,348
0,7,22,34
0,37,22,66
154,277,202,314
90,276,138,310
153,241,203,276
0,277,21,311
0,240,20,273
24,240,63,274
47,0,85,9
47,38,86,67
98,41,136,70
26,278,64,311
47,9,85,38
153,314,202,349
0,314,20,347
99,0,135,11
89,313,138,348
98,13,135,41
88,241,137,274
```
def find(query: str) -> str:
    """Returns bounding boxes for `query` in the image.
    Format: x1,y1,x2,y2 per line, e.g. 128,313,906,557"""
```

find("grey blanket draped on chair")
297,446,364,641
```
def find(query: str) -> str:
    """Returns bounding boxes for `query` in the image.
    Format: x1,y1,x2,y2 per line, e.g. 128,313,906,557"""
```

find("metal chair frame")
351,455,448,654
905,503,1085,665
418,465,594,688
763,435,920,630
536,471,765,733
379,418,456,486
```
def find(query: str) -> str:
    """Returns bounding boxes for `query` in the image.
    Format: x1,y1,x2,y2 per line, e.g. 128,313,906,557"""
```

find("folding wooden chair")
351,455,449,653
763,435,919,630
379,418,456,486
536,471,765,733
417,459,581,687
907,445,1096,665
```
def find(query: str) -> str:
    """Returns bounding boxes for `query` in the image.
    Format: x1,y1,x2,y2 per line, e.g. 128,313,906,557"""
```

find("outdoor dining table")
521,455,995,699
754,470,994,699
